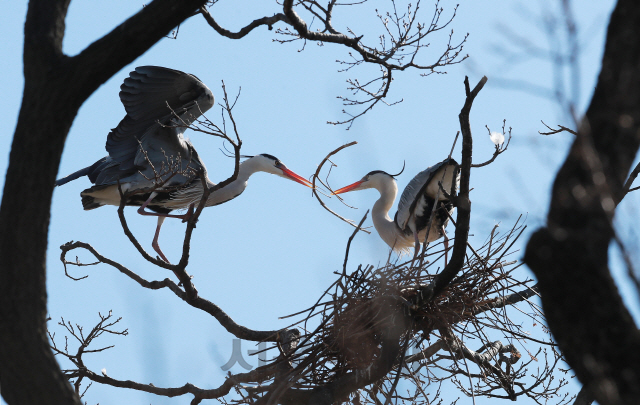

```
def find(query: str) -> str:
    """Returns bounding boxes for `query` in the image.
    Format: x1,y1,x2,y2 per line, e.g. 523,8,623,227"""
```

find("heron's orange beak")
332,180,364,195
280,166,313,188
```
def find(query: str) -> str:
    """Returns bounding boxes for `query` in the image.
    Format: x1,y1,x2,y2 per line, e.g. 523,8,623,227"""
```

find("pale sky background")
2,1,638,404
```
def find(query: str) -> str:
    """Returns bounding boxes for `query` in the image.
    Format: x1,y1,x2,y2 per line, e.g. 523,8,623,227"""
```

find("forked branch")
539,120,577,136
472,121,513,168
59,241,294,343
200,0,468,127
417,75,487,303
312,141,372,234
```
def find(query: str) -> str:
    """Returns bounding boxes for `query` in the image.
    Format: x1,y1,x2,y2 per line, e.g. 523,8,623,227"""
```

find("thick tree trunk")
0,74,83,405
524,1,640,404
0,0,207,403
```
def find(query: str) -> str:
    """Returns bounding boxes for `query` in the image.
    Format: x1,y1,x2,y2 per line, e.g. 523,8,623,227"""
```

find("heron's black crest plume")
390,161,405,178
367,170,392,177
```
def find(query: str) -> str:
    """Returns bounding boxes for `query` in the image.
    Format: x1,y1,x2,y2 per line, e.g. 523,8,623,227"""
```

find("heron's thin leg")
152,217,183,283
181,203,195,223
137,193,193,221
152,217,170,263
442,225,449,266
411,232,420,267
138,192,158,214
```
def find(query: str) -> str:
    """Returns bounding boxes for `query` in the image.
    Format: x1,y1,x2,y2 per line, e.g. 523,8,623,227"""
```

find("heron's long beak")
280,165,314,188
332,180,364,195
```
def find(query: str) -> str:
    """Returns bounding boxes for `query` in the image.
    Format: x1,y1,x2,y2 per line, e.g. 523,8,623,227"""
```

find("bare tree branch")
199,7,290,39
439,327,519,400
473,285,540,315
343,210,370,274
539,120,578,136
59,241,294,343
472,121,513,168
200,0,468,127
313,141,372,234
619,160,640,204
417,76,487,304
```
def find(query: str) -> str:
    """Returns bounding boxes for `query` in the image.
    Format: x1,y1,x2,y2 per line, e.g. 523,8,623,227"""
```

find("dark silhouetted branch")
199,7,290,39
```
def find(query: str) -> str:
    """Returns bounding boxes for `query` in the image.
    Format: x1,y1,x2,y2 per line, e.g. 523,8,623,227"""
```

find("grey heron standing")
56,66,312,262
333,158,460,260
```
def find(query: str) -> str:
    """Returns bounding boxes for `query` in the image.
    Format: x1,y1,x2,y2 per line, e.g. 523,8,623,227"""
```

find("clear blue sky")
3,1,636,404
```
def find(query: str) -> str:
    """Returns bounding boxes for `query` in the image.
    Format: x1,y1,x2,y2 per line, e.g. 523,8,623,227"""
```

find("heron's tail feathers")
55,157,113,187
80,184,116,211
81,194,104,210
55,166,92,187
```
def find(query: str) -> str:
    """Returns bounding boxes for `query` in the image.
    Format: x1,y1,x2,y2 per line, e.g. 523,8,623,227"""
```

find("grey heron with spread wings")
333,158,460,260
56,66,312,262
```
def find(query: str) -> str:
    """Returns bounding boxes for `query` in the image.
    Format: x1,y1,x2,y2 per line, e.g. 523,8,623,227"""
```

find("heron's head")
333,171,396,195
247,154,313,188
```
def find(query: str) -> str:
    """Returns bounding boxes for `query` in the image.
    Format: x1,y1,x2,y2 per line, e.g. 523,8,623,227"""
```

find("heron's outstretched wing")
396,158,459,229
105,66,215,171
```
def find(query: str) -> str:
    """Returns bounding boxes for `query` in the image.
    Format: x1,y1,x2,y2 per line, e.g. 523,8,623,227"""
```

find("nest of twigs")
326,295,409,370
267,217,570,405
313,220,521,374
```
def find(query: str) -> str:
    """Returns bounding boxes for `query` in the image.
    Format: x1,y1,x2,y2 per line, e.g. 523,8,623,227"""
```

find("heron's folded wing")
395,158,458,229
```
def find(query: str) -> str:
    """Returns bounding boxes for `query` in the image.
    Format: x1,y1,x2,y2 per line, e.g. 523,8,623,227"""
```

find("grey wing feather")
105,66,214,169
57,66,214,190
119,66,214,125
395,158,459,229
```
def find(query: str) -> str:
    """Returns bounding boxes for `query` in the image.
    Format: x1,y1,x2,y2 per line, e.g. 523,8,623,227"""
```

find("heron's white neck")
369,177,410,251
205,158,265,206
